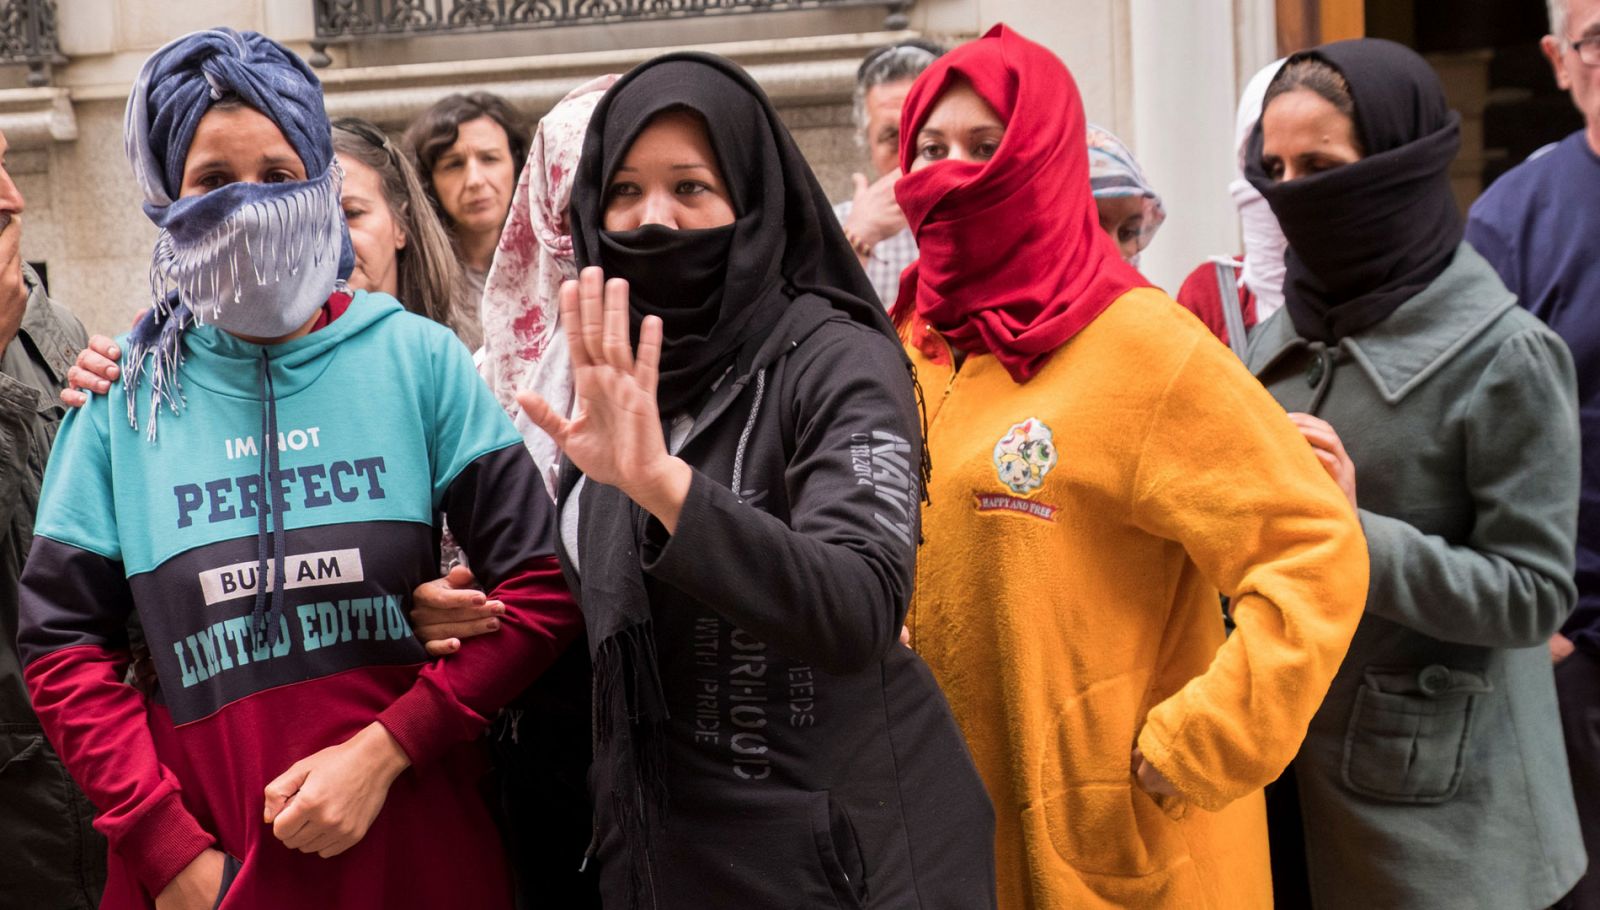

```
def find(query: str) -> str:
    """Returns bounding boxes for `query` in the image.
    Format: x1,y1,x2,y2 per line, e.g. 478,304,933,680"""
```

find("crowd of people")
0,3,1597,908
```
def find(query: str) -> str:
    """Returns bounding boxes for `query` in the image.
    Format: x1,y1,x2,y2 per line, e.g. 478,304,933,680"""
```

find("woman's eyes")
1118,226,1141,243
975,141,1000,160
196,173,230,191
606,182,641,199
918,143,948,161
265,170,297,184
675,181,711,196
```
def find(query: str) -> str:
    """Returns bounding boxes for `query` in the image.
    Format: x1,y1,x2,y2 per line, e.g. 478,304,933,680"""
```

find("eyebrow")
612,163,716,173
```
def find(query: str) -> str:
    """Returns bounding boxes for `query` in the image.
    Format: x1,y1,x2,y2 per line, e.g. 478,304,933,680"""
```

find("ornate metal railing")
0,0,65,87
310,0,914,66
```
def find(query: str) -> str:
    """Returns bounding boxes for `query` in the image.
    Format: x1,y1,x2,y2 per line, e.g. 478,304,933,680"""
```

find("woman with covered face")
14,30,581,909
1244,39,1585,909
890,25,1369,908
509,52,996,909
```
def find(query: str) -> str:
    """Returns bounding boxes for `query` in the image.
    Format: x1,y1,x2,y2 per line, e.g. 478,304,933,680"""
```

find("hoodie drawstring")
730,368,766,498
251,347,287,646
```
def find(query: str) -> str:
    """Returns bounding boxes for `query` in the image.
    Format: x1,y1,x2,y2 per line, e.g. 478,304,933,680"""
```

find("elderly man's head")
1545,0,1600,132
853,40,944,179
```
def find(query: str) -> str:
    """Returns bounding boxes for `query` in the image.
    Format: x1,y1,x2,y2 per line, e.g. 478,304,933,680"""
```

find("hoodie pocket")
810,791,869,909
1341,665,1492,803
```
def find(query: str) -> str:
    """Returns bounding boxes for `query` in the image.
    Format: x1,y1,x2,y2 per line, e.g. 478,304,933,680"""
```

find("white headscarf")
1229,59,1288,322
478,74,619,499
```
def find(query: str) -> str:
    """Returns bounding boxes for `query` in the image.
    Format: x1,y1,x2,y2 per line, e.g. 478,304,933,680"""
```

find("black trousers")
487,644,601,910
1555,645,1600,910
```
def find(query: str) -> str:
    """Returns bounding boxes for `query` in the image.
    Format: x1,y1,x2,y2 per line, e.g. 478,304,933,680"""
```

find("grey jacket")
1248,244,1586,910
0,265,104,908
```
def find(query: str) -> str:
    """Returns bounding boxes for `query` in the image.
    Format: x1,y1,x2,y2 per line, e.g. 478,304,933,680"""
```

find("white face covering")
1231,177,1287,321
1234,59,1289,322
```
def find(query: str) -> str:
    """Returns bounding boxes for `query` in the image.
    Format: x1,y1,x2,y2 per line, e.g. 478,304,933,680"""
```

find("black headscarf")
570,52,891,413
565,52,899,909
1245,38,1463,343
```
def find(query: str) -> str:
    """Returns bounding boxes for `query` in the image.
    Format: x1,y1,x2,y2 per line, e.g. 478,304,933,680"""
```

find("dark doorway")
1367,0,1583,205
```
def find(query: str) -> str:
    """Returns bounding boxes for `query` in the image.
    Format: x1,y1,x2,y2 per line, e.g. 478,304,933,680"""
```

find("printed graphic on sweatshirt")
979,418,1060,521
129,521,433,725
692,616,818,782
848,429,917,547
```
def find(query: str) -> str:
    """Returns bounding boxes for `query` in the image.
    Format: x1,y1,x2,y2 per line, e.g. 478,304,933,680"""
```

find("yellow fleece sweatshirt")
905,288,1369,909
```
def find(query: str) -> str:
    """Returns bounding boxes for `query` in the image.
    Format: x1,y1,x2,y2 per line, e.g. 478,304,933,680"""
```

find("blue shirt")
1468,130,1600,653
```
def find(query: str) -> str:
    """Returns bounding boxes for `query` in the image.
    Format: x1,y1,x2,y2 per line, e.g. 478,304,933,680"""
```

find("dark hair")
1263,57,1366,154
403,91,531,227
333,117,473,342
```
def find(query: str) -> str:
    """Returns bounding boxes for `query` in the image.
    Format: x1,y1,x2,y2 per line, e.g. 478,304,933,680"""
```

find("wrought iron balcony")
0,0,65,86
310,0,914,67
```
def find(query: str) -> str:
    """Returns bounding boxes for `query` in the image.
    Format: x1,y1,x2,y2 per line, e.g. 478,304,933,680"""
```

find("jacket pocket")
809,791,869,909
0,726,105,909
1041,781,1187,877
1341,665,1492,803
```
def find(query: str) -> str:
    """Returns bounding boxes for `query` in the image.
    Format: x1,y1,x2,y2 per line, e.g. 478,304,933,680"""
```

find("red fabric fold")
891,23,1148,382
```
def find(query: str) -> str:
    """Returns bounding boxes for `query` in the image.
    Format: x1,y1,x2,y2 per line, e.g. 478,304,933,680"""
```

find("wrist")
842,223,876,259
627,456,693,530
358,722,411,780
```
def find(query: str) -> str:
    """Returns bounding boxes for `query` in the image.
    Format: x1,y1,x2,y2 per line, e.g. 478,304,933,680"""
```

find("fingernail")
109,345,119,356
97,381,109,392
485,618,499,631
107,366,119,378
490,602,505,615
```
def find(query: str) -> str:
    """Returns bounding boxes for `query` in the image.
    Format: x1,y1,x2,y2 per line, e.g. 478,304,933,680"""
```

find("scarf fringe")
593,621,668,910
125,169,343,439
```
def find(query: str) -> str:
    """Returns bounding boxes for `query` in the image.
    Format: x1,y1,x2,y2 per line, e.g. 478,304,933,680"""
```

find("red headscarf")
892,24,1147,382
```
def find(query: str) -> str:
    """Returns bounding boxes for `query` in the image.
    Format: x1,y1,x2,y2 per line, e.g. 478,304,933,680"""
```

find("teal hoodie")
16,291,580,908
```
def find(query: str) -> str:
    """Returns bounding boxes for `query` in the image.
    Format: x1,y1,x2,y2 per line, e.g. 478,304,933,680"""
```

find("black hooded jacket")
560,295,996,909
555,51,995,909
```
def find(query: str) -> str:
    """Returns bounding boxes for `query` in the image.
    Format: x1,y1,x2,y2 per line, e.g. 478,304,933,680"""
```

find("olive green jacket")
0,265,105,907
1248,244,1586,909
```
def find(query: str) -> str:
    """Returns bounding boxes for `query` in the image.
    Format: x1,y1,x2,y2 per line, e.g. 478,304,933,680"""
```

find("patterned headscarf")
122,28,352,436
1086,123,1167,259
478,74,618,500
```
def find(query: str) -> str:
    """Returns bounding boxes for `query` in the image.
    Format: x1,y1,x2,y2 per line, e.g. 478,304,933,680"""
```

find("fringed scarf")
122,27,352,439
120,28,353,646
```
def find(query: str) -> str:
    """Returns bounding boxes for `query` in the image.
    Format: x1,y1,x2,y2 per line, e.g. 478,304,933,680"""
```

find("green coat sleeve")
1360,329,1579,648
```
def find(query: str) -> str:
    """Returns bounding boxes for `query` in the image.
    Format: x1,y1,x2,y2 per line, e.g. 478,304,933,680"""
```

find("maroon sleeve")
1176,260,1233,346
377,444,582,768
19,541,215,897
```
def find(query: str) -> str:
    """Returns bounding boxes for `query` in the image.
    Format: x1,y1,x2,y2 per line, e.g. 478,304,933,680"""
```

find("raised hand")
519,266,691,533
842,168,906,260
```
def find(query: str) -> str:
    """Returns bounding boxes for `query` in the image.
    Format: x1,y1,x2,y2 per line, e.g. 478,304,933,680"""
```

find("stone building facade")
5,0,1279,336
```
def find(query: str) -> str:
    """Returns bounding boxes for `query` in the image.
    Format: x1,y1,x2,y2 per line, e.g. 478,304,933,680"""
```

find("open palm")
519,266,672,497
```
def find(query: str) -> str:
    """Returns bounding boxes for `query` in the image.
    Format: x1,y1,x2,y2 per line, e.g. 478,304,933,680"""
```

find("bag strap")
1213,259,1250,361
